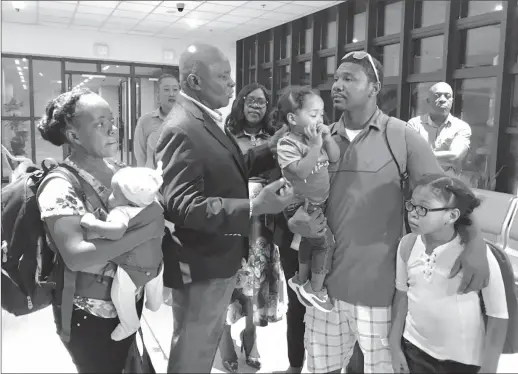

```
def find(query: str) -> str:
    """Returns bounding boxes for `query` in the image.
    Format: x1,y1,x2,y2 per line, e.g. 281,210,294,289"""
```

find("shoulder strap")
399,233,418,263
384,116,411,200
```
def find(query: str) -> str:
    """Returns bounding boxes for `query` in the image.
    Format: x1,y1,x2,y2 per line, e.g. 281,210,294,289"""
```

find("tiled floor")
2,305,517,373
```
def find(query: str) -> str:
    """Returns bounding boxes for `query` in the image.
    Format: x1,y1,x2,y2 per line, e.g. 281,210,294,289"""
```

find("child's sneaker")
288,273,313,308
300,282,334,313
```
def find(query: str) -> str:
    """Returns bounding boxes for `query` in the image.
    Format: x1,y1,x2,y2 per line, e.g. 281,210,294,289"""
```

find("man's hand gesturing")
251,178,294,216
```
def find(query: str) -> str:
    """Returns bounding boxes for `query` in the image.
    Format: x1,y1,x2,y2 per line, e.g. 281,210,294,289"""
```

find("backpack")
1,159,83,316
383,115,411,233
399,234,518,353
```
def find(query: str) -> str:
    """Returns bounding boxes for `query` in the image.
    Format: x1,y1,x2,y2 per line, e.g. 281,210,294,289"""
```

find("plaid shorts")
304,299,393,373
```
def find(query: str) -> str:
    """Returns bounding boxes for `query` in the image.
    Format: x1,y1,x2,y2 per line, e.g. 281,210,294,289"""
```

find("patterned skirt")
226,178,287,327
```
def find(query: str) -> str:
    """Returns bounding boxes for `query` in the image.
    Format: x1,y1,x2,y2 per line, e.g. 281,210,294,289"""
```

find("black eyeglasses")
244,97,268,108
405,200,453,217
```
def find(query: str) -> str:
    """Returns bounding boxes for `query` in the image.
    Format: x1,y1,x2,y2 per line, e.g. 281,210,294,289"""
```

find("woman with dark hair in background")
36,88,164,373
218,83,286,372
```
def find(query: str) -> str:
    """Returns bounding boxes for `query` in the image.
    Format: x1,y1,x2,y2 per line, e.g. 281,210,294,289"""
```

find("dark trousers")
279,242,306,368
168,276,237,373
402,338,480,374
52,298,144,373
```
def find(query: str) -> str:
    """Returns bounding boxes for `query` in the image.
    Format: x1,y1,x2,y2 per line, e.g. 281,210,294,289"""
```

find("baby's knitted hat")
112,161,164,207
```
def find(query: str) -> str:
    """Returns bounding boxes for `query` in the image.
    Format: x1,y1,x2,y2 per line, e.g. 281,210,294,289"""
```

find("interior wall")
2,22,238,119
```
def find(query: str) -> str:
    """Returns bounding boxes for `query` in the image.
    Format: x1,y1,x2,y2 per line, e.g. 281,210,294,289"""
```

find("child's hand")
80,213,97,229
318,124,331,139
305,123,323,148
390,345,410,373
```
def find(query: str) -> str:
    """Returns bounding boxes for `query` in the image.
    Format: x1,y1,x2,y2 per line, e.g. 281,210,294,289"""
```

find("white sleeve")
106,207,131,227
481,247,509,319
395,241,409,292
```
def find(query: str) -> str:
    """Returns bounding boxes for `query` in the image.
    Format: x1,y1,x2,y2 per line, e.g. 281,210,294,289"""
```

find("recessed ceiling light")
188,45,196,53
39,73,43,77
15,60,20,65
102,65,110,71
23,84,27,90
17,66,22,71
57,80,62,84
22,58,27,62
494,4,503,11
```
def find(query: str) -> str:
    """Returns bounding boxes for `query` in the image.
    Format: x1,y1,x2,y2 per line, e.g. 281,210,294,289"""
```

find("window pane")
101,64,130,74
261,69,272,91
352,0,366,43
2,57,31,117
454,78,497,188
137,78,159,120
2,119,32,159
248,69,256,85
412,35,444,74
506,76,518,193
277,65,291,90
378,1,402,36
34,118,63,166
305,22,313,54
300,61,311,85
65,61,97,72
320,56,336,84
134,66,163,76
374,43,400,77
378,84,398,117
279,25,291,59
321,10,337,49
33,60,62,118
414,0,447,28
461,1,504,18
249,41,256,66
461,25,500,68
409,82,434,117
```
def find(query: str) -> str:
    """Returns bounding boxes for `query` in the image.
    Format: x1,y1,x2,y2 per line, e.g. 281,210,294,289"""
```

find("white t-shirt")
345,128,362,142
395,234,508,366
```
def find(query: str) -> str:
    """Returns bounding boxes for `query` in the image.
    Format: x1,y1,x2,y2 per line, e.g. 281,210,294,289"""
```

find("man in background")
133,73,179,167
408,82,472,174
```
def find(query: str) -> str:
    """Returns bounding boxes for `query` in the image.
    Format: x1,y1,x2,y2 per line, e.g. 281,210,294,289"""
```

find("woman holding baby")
36,88,165,373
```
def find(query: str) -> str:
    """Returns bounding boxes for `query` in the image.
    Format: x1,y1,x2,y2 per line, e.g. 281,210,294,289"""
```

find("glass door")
66,73,133,165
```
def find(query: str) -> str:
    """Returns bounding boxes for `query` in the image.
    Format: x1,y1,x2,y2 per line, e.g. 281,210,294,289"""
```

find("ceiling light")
22,58,27,62
352,38,358,43
494,4,503,11
102,65,111,71
12,1,25,11
39,72,43,77
17,66,22,71
23,84,27,90
57,80,62,84
186,19,202,28
148,78,158,81
23,66,28,70
82,74,106,79
187,45,196,53
15,60,20,65
116,65,120,68
18,71,23,76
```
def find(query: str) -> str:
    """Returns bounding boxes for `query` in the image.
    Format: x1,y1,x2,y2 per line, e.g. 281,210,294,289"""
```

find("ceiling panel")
76,5,115,15
3,0,345,45
195,2,237,14
274,3,317,15
217,14,251,24
79,1,120,8
38,1,77,11
116,2,157,12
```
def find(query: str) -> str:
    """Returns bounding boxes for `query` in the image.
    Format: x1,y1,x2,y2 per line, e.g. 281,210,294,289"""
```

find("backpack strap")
399,233,418,263
38,164,109,343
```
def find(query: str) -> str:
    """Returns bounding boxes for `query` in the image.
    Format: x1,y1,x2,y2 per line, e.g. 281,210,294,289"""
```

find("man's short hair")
341,54,384,86
157,73,178,87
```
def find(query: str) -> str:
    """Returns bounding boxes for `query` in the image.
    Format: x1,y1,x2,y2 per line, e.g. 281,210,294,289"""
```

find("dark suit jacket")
155,94,275,288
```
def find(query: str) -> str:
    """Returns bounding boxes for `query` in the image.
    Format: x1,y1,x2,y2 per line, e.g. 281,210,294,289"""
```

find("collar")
424,113,452,128
331,107,383,137
236,128,268,139
152,108,167,121
179,91,224,126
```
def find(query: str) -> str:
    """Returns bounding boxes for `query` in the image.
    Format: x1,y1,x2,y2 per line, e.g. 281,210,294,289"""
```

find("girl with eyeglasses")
389,174,508,374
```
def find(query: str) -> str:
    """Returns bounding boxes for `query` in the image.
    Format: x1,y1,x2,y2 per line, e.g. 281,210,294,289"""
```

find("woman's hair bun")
38,100,67,146
37,88,93,147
